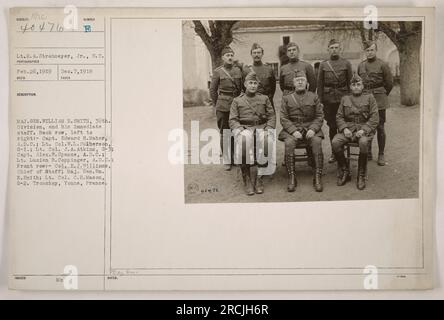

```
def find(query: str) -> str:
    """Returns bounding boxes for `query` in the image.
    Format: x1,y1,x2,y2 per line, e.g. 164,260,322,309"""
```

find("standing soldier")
209,46,243,171
242,43,276,109
279,42,316,96
229,72,276,196
357,41,394,166
332,73,379,190
317,39,353,163
279,70,324,193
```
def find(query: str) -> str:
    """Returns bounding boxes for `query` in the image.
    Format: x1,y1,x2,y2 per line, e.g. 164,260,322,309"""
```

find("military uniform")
357,57,393,110
332,82,379,190
317,57,352,144
242,62,276,107
209,62,243,165
229,93,276,133
334,94,379,145
279,59,317,96
229,73,276,195
357,55,393,164
279,86,324,192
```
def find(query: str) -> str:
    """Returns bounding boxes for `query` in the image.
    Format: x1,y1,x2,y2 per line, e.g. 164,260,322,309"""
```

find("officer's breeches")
216,110,230,133
376,109,386,154
216,110,234,160
332,133,370,154
234,129,276,175
324,102,340,142
284,135,322,156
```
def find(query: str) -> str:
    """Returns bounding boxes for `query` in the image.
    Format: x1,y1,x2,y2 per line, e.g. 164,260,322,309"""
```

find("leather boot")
377,127,386,166
255,175,264,194
367,141,373,160
377,153,386,166
285,154,297,192
240,165,254,196
357,153,368,190
313,153,323,192
335,150,351,186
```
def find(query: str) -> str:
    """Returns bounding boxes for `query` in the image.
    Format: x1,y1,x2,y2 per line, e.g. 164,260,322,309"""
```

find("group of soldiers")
209,39,393,196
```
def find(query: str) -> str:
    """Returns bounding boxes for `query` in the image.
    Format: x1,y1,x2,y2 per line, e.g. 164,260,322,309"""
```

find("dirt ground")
184,85,420,203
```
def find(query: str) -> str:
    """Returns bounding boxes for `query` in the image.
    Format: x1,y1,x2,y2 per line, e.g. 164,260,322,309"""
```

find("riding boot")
335,150,351,186
255,175,264,194
377,127,386,166
313,153,324,192
285,154,297,192
367,140,373,161
357,153,368,190
240,164,254,196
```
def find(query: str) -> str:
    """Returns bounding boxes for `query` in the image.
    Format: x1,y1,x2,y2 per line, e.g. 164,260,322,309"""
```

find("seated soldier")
278,70,324,193
229,72,276,196
332,73,379,190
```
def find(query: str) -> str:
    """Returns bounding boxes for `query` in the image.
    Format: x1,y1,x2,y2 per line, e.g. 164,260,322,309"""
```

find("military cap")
250,43,264,53
221,46,234,56
363,40,377,50
286,42,300,51
350,73,363,84
293,70,307,79
245,71,258,82
328,39,340,47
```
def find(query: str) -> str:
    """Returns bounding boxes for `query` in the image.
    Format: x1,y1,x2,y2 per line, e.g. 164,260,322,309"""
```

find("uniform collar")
253,61,263,66
295,89,306,95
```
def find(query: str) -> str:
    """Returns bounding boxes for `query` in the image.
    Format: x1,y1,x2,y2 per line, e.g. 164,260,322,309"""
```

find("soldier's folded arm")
316,62,324,99
269,69,276,97
306,64,317,92
364,94,380,133
228,99,244,131
280,97,298,134
308,96,324,133
241,66,249,92
279,69,286,92
264,96,276,130
382,61,394,95
209,72,220,106
336,97,348,132
346,61,353,93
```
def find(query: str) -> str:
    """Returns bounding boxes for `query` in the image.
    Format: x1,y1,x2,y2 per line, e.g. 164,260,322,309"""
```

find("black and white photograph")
182,19,423,203
2,5,437,294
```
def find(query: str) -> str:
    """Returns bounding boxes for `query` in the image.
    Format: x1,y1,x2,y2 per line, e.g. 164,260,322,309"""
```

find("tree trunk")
398,33,421,106
210,50,222,71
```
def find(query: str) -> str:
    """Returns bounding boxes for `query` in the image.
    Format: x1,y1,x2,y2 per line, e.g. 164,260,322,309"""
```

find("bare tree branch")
349,21,368,44
399,21,407,34
208,20,217,37
192,20,213,49
378,21,399,47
